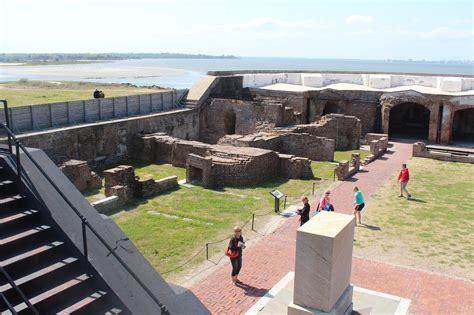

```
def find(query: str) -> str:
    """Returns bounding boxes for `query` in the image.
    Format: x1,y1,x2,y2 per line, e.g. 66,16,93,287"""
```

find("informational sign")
270,189,284,199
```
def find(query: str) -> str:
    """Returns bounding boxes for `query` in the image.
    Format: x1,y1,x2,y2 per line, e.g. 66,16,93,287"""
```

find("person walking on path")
398,163,412,199
319,190,335,212
296,196,311,226
353,186,365,225
227,226,245,285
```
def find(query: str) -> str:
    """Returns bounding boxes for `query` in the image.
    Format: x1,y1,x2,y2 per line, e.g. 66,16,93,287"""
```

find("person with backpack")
319,190,335,212
353,186,365,225
226,226,245,285
398,163,412,199
296,196,311,226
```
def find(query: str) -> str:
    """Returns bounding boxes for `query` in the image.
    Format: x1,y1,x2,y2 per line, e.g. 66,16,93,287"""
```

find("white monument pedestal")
288,212,355,315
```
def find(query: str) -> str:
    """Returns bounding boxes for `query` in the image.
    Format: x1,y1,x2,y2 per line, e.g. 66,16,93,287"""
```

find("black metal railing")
0,266,39,315
0,100,170,315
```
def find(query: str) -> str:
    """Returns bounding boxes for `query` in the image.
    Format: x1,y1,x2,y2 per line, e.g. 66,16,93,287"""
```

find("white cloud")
236,17,330,32
345,15,374,25
396,27,474,40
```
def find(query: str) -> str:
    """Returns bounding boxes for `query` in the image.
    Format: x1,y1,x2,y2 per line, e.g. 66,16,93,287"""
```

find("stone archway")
380,92,439,142
451,108,474,144
388,102,430,139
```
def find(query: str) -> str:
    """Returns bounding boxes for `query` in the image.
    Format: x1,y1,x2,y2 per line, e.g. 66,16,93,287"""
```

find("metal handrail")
1,291,17,315
0,267,39,315
0,120,170,314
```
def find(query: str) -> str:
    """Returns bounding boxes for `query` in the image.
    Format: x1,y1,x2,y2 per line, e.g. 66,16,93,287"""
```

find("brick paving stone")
191,142,474,314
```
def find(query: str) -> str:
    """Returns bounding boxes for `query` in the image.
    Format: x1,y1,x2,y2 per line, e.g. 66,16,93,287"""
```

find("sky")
0,0,473,60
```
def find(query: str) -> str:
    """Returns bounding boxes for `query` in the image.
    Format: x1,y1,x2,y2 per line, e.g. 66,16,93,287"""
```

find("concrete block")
288,285,353,315
439,77,463,93
368,75,392,89
301,74,323,88
293,212,355,312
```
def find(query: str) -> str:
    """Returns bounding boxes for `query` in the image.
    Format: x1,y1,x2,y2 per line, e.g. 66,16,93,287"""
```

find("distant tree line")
0,53,238,62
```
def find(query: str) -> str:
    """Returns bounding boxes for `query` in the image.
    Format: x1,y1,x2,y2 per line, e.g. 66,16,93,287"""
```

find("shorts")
355,203,365,211
400,181,408,189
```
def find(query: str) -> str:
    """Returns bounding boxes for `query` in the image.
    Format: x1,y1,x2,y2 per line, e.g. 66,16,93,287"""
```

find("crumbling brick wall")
294,114,361,150
218,132,335,161
59,159,102,192
199,98,286,143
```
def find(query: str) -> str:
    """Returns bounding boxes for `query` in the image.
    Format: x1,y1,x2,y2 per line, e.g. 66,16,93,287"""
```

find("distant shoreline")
0,53,239,66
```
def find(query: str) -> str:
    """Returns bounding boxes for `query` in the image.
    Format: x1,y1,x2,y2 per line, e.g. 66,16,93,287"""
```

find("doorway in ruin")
322,101,341,116
451,108,474,145
224,110,236,135
188,166,203,184
388,102,430,140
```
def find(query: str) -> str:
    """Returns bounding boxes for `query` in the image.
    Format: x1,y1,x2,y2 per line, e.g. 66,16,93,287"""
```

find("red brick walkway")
191,142,474,314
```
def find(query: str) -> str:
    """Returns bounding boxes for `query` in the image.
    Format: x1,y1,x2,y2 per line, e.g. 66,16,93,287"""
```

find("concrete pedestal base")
288,285,353,315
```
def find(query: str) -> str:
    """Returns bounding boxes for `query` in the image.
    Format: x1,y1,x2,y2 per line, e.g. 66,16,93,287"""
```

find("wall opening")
388,102,430,140
189,166,203,184
451,108,474,144
322,101,341,116
224,110,236,135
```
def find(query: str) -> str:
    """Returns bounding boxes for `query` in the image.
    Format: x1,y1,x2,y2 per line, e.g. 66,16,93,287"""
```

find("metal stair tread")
0,241,65,268
12,273,92,313
0,209,38,224
0,180,14,187
0,194,24,205
0,257,79,293
56,290,107,315
0,225,51,246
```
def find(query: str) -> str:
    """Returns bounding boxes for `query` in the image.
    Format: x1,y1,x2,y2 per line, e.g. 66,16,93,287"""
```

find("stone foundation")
412,142,474,163
59,159,102,192
218,132,335,161
335,153,361,181
103,165,178,202
362,135,389,165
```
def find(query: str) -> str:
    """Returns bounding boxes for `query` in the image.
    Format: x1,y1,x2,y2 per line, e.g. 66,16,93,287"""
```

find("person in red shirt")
397,163,412,199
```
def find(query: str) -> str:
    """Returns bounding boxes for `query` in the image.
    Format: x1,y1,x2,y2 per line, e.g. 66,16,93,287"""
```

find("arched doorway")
224,110,236,135
322,101,341,116
388,102,430,139
451,108,474,144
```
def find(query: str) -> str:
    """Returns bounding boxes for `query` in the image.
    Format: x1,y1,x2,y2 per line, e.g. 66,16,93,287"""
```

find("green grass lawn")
354,157,474,281
0,80,168,107
312,149,370,180
105,162,329,277
85,150,367,278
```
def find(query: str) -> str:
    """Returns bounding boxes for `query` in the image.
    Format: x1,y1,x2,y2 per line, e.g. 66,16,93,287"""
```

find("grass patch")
0,80,168,107
103,162,329,276
312,149,370,180
354,157,474,281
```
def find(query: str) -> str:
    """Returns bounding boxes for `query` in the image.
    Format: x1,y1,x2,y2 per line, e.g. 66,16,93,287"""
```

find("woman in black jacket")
228,226,245,284
297,196,311,226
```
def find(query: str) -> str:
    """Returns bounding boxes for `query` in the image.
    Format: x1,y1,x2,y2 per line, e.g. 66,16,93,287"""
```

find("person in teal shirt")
353,186,365,225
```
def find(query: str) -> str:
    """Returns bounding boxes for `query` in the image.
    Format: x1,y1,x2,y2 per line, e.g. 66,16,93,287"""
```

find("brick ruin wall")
16,109,199,165
199,98,288,143
291,114,361,150
412,142,474,164
136,133,313,188
59,159,102,192
218,132,335,161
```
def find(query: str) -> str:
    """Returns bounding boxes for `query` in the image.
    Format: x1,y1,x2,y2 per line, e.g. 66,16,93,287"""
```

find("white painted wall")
301,74,323,87
240,72,473,93
369,75,392,89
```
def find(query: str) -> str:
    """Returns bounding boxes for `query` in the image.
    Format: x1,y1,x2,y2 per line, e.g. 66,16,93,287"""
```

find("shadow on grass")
358,223,381,231
408,197,426,203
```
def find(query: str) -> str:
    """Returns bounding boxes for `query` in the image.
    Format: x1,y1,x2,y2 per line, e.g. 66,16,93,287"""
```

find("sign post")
270,189,284,213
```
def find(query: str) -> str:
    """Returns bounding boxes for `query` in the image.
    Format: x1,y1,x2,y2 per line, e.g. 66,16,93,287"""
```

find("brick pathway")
191,142,474,314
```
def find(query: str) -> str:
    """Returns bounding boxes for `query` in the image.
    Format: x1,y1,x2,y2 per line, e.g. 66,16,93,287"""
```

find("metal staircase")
0,100,171,315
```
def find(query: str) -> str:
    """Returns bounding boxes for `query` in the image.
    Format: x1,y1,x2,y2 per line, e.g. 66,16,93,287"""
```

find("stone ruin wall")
199,98,288,144
136,133,313,188
17,109,199,165
291,114,361,150
218,132,335,161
